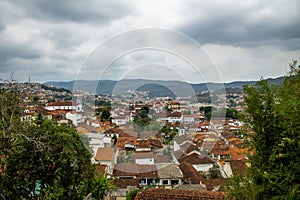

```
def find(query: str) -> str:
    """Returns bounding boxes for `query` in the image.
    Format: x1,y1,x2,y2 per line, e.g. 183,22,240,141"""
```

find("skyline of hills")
46,76,284,97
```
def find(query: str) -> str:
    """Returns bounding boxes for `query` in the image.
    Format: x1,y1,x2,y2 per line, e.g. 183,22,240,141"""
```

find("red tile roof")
178,153,215,165
95,164,107,177
114,178,139,188
47,102,77,106
179,162,202,184
229,160,247,175
148,138,163,148
135,188,226,200
94,147,114,161
113,163,157,178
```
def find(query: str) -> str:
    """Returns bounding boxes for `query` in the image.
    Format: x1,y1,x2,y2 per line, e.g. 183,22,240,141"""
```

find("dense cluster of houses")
15,83,248,199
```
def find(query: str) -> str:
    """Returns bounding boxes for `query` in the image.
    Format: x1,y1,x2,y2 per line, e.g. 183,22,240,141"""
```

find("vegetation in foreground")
226,61,300,199
0,88,115,199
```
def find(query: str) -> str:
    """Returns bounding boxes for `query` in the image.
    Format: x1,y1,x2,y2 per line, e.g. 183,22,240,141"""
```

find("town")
3,81,250,199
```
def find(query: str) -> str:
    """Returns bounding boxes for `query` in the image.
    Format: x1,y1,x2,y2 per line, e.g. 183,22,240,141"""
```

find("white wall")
135,158,154,165
192,164,213,172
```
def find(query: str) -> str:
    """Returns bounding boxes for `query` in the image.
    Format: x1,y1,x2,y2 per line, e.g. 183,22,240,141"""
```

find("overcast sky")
0,0,299,83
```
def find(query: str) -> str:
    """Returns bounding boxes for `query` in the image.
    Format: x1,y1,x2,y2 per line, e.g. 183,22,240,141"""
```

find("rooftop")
135,188,226,200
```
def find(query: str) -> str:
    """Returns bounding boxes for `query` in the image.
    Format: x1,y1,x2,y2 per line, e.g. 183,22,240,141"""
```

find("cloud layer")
0,0,299,83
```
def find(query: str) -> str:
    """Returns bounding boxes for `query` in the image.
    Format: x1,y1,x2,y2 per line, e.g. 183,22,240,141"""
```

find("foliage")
226,61,300,199
91,173,116,200
200,106,212,120
95,106,111,122
95,100,111,107
200,106,240,120
0,88,115,199
126,188,142,200
225,108,240,119
208,164,222,179
133,106,151,127
41,84,71,94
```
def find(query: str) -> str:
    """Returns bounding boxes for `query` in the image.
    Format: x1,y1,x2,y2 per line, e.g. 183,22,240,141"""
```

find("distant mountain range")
46,76,284,97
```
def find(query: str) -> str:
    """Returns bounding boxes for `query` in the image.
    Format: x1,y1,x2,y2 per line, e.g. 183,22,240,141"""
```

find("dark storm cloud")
0,44,40,61
18,0,132,24
179,1,300,49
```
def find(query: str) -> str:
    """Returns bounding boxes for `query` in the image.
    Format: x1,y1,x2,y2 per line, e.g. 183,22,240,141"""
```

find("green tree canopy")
0,88,115,199
133,106,151,127
226,61,300,199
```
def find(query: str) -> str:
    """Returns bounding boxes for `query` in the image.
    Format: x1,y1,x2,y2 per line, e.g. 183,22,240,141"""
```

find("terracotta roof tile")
148,138,163,148
135,188,226,200
201,178,225,191
137,139,151,148
113,163,157,178
94,147,114,161
47,102,77,106
179,162,202,184
229,160,247,175
95,164,107,177
178,153,215,165
157,163,183,179
180,142,199,154
114,178,139,188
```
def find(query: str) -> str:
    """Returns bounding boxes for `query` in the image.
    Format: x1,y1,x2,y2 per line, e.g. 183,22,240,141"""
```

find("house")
87,133,111,157
113,163,158,186
158,112,182,123
166,112,182,123
182,114,205,124
112,115,128,126
148,138,163,149
115,137,138,150
167,101,181,111
178,153,216,172
198,121,211,132
66,111,82,126
94,147,116,174
179,162,225,191
132,152,170,165
210,141,232,161
157,163,184,186
223,160,247,177
173,135,193,152
135,139,151,152
45,101,82,112
179,162,203,184
135,188,225,200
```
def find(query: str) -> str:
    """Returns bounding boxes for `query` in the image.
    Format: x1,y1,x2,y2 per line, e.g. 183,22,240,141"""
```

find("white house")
45,102,82,112
88,133,111,159
94,147,116,174
66,111,83,126
157,163,184,186
112,115,128,126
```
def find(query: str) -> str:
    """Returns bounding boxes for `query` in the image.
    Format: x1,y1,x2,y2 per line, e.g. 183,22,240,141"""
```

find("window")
171,180,179,185
162,180,168,185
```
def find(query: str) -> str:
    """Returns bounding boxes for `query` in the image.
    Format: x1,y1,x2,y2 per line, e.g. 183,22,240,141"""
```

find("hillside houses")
12,82,250,199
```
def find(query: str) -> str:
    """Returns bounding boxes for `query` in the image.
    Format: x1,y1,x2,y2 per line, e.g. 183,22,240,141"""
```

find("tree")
200,106,212,120
133,106,151,127
126,188,142,200
225,108,240,119
1,120,95,199
0,88,115,199
100,107,111,122
226,61,300,199
92,173,116,200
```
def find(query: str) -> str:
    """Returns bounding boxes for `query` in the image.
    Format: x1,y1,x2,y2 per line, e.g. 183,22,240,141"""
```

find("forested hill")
46,76,284,96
